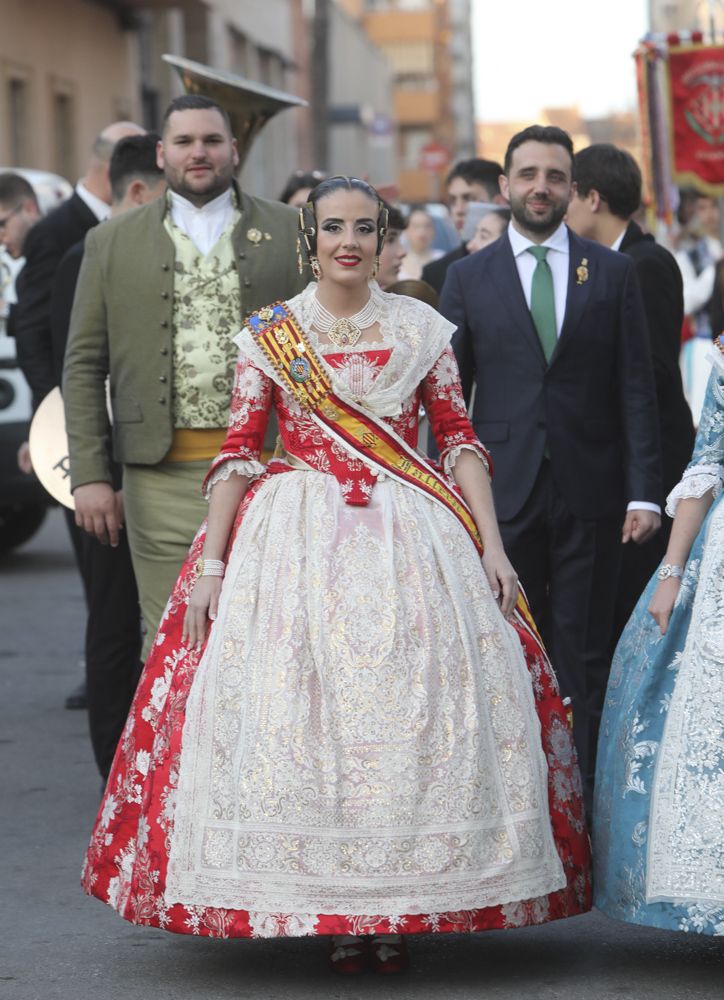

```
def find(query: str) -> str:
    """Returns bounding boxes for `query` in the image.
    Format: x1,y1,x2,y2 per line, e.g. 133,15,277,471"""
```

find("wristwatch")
657,563,683,581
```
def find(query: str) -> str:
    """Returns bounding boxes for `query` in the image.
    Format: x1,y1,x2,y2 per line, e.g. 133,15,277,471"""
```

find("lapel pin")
247,227,263,245
576,258,589,285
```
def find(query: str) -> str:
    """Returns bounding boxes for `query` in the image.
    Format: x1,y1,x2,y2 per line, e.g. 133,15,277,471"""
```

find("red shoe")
328,937,368,975
369,935,409,974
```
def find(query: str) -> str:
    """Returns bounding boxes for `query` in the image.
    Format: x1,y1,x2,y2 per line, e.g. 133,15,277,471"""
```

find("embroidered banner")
666,43,724,195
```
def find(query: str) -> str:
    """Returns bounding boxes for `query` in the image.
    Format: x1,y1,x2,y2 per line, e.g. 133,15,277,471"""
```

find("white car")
0,168,72,552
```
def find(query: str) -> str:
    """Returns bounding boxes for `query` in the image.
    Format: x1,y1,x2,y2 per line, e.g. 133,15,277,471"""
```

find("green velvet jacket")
63,184,306,489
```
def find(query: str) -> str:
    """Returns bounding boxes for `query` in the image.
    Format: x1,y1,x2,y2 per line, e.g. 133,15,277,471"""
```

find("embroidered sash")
247,301,545,649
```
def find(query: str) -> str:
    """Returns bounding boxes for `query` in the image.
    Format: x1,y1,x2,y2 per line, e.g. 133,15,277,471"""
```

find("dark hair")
161,95,232,136
109,133,163,203
445,158,503,200
573,144,641,220
0,172,38,208
278,169,326,204
504,125,574,175
298,176,388,271
381,200,406,232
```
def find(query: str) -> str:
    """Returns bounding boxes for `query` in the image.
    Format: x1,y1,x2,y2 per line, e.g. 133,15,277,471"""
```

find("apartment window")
52,90,76,181
8,77,30,165
381,41,434,76
230,28,250,76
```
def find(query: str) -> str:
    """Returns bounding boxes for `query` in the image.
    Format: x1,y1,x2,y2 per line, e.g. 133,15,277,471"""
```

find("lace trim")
233,282,455,420
665,465,724,517
443,443,490,478
647,499,724,904
166,474,565,915
203,458,265,499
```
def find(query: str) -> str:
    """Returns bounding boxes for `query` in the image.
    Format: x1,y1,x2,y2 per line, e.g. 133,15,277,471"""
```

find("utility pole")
311,0,330,171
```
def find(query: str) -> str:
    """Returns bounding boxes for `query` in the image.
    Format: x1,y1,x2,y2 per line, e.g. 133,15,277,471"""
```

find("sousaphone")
30,57,307,507
162,55,307,169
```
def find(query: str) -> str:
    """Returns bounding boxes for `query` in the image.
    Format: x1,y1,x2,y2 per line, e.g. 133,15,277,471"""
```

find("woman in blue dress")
593,336,724,936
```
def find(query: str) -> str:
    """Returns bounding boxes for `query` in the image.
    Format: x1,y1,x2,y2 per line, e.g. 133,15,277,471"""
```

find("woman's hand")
482,544,519,618
648,577,681,635
182,576,223,650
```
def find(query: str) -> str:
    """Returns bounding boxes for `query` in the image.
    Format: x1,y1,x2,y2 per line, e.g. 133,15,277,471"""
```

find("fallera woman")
594,336,724,937
82,176,591,973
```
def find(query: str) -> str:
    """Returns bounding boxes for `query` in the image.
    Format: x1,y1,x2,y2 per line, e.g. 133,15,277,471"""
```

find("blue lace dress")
593,348,724,936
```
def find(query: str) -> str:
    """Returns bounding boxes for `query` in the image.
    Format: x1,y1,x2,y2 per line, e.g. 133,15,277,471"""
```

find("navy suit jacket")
441,227,662,522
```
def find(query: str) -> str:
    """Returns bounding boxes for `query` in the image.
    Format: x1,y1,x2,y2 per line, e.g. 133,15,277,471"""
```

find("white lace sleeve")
443,442,491,478
203,458,266,499
665,464,724,517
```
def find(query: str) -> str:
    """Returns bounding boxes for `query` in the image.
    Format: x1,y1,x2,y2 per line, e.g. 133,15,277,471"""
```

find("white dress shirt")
75,181,111,222
610,229,626,253
508,220,569,338
169,188,235,256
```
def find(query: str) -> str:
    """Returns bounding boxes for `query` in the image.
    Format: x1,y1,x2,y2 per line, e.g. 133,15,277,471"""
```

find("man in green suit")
64,95,306,656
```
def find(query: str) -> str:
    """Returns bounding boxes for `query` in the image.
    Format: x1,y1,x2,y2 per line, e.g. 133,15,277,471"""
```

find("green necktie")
527,245,557,362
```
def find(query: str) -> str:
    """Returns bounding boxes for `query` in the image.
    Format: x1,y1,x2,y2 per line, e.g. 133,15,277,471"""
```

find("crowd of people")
0,96,722,971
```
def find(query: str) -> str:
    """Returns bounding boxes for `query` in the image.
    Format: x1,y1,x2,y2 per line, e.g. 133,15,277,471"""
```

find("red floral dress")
82,287,591,938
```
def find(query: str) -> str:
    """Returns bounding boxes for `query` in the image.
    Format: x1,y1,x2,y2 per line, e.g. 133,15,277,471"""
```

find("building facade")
477,107,641,170
1,0,398,198
648,0,723,35
0,0,138,180
339,0,475,201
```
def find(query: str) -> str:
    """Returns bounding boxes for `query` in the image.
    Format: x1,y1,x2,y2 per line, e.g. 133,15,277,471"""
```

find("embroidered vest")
164,208,242,429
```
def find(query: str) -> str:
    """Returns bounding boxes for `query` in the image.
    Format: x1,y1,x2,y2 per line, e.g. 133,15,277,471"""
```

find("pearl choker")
311,292,379,347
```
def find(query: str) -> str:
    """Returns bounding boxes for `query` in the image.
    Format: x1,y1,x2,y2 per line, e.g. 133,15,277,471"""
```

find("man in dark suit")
49,134,165,781
14,121,145,412
441,126,662,809
13,119,144,708
567,143,695,646
422,158,505,295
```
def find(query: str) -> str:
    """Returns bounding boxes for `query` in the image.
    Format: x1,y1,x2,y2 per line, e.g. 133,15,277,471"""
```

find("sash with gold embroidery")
247,301,546,649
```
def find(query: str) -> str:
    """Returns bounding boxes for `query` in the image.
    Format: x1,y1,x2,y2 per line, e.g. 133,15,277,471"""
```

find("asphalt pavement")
1,509,721,1000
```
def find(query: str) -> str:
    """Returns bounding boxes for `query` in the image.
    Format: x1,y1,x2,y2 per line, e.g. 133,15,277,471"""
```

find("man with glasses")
0,174,41,265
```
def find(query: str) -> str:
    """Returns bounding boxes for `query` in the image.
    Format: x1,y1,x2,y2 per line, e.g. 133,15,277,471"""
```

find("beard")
509,193,568,235
169,163,235,206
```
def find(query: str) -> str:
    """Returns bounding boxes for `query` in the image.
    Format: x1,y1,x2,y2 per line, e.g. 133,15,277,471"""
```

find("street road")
1,510,721,1000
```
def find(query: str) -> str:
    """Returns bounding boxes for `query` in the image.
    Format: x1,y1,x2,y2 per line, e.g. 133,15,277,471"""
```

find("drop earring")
310,256,322,281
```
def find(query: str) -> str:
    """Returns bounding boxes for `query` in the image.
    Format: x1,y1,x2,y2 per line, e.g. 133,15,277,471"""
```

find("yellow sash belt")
165,428,227,463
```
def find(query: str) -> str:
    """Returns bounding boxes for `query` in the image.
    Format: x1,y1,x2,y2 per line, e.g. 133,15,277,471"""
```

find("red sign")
419,141,450,172
667,43,724,194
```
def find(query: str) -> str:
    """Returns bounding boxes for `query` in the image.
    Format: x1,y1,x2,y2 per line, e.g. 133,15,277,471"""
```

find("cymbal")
28,387,74,509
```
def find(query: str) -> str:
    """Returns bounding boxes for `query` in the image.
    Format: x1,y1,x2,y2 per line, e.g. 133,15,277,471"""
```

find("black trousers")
64,510,142,779
499,461,621,814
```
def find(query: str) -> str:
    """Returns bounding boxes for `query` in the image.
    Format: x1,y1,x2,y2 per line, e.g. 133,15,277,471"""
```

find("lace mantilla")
234,281,455,419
